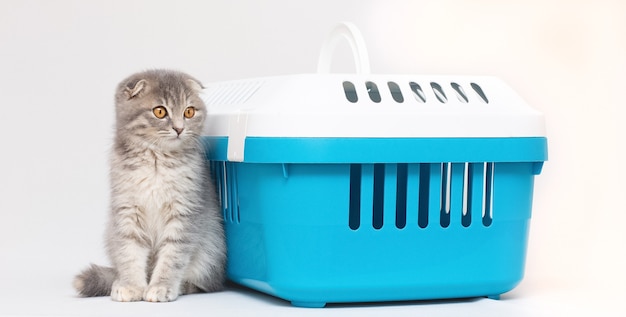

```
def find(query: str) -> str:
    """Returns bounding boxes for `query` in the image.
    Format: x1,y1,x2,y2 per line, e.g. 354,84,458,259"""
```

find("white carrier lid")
201,73,545,138
201,23,546,162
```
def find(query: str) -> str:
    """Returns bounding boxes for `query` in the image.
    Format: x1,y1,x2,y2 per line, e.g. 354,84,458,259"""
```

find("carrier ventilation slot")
387,81,404,103
430,82,448,103
212,161,240,223
409,82,426,103
343,81,488,104
471,83,489,103
203,81,264,106
343,81,358,103
451,82,469,103
348,162,495,230
365,81,382,103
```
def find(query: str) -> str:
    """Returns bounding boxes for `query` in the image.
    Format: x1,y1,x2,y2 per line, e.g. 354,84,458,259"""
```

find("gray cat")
73,70,226,302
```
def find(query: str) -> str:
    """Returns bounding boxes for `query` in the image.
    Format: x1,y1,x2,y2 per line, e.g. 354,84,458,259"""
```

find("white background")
1,0,624,316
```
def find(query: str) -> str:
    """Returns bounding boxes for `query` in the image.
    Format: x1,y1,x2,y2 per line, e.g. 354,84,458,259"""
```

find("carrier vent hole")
471,83,489,103
387,81,404,103
440,163,451,228
451,83,469,103
349,164,362,230
431,82,448,103
343,81,358,103
395,163,408,229
222,163,229,221
418,163,430,228
372,163,385,229
409,82,426,103
229,163,240,223
483,162,494,226
461,163,472,227
366,81,382,103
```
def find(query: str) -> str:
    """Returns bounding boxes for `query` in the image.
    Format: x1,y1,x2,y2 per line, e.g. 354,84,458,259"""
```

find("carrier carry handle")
317,22,371,74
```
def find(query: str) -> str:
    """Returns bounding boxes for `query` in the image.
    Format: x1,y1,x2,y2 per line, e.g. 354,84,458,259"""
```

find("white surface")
0,273,622,316
1,0,625,316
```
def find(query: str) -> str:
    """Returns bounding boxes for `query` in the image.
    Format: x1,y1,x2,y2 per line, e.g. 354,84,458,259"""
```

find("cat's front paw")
143,284,179,302
111,282,144,302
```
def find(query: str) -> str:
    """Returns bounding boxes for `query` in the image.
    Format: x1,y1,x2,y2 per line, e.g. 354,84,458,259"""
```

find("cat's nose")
173,127,184,135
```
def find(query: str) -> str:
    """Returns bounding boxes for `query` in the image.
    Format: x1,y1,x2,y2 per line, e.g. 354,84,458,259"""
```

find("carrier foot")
291,301,327,308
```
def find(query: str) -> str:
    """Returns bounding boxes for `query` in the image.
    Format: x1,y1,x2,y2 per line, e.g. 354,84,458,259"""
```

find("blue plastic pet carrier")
201,23,547,308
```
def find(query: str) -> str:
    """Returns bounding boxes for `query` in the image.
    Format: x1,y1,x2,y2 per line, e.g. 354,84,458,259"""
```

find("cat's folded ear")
186,78,204,92
124,79,148,99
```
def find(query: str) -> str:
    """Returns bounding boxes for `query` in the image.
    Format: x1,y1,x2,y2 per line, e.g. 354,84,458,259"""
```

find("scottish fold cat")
73,70,225,302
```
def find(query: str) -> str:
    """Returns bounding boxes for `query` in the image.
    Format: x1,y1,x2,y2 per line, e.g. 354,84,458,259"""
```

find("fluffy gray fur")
74,69,226,302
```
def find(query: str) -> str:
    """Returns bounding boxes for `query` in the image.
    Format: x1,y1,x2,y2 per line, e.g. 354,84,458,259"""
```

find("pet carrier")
201,22,547,308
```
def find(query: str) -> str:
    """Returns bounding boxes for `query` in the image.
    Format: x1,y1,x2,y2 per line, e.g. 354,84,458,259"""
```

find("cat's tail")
73,264,117,297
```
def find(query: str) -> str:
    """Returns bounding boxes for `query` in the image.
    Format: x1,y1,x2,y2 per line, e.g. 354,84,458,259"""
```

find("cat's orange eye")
184,107,196,119
153,106,167,119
